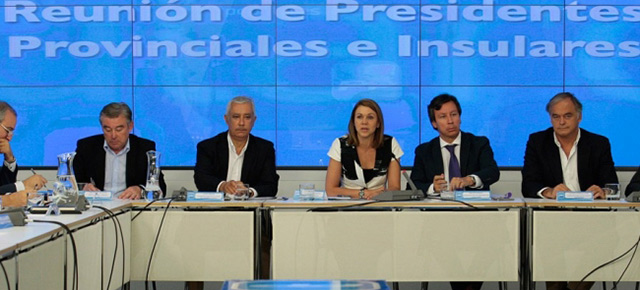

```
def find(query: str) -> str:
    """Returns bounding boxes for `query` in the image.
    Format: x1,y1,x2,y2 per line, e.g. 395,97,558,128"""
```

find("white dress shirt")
216,134,258,196
537,130,581,198
104,140,130,196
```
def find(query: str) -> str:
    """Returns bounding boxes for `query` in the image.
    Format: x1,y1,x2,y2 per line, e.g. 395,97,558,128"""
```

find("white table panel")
131,210,255,281
66,221,102,290
18,237,65,290
532,211,640,281
103,211,131,290
272,210,520,281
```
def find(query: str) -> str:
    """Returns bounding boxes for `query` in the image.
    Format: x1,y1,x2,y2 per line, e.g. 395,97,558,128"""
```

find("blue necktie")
445,144,461,181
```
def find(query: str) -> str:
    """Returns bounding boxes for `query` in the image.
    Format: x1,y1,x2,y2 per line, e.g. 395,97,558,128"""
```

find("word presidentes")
4,0,640,23
9,35,640,58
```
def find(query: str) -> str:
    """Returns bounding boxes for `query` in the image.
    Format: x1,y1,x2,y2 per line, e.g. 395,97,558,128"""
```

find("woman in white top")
325,99,403,199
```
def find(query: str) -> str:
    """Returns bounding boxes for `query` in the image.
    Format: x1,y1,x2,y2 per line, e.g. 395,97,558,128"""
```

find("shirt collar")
553,128,581,149
103,139,131,156
439,132,462,149
227,132,250,156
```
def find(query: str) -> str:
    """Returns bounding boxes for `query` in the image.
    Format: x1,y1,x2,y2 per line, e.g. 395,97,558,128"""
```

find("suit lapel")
220,135,230,178
459,132,471,176
546,130,564,186
431,138,445,175
577,131,590,190
241,135,253,181
125,136,137,187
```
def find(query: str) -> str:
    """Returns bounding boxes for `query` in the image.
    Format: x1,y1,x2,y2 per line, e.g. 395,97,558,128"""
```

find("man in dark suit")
411,94,500,195
73,102,166,199
521,92,617,290
0,101,47,195
521,92,617,200
410,94,499,290
194,96,278,197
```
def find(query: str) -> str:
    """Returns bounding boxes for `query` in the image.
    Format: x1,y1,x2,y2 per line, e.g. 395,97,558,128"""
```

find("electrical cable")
33,219,79,290
94,205,121,290
575,232,640,290
1,259,10,290
131,197,173,221
144,198,174,290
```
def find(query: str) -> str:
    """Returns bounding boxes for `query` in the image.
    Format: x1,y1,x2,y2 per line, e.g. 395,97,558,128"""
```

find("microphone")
373,154,423,201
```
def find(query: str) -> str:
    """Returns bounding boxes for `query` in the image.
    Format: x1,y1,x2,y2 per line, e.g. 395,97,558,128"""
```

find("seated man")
74,102,166,199
194,96,278,197
522,92,618,200
521,92,618,290
410,94,499,290
0,101,46,194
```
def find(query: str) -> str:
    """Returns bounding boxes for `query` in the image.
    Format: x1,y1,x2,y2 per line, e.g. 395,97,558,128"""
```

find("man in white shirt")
194,96,279,197
0,101,47,195
521,92,617,200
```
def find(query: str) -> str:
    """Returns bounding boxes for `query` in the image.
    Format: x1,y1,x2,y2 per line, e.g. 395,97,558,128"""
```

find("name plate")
556,191,594,202
82,191,113,201
455,191,491,201
186,191,224,202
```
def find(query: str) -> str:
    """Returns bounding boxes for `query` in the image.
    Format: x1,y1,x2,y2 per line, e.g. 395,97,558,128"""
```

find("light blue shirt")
103,140,130,196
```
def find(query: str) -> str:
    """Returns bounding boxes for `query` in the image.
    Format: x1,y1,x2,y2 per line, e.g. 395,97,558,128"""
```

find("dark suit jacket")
521,127,618,198
409,132,500,195
0,163,18,194
625,167,640,196
73,134,167,196
194,132,279,197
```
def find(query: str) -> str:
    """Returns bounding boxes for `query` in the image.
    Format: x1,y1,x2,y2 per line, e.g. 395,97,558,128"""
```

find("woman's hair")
346,98,385,148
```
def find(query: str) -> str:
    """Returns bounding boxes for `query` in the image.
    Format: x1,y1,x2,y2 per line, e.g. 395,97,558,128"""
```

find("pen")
30,168,48,189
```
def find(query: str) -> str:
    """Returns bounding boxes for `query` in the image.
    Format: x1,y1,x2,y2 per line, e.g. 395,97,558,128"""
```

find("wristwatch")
358,188,365,199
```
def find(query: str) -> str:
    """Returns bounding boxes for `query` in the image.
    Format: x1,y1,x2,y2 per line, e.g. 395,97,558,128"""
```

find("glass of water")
604,183,620,200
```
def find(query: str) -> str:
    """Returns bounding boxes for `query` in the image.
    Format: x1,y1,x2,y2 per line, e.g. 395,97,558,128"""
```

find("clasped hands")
542,184,606,199
433,174,475,193
220,181,252,197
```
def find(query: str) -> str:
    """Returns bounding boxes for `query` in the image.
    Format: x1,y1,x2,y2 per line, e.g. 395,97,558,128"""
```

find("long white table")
265,199,523,283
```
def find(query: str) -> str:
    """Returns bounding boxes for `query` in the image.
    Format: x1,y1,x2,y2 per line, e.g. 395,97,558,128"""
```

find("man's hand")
118,185,143,200
542,184,571,199
0,139,14,162
82,183,101,191
587,185,606,199
220,181,250,196
450,176,475,190
433,174,447,193
23,174,47,191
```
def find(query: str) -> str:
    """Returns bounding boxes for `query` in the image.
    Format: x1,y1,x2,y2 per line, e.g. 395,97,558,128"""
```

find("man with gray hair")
73,102,166,199
0,101,47,194
194,96,279,197
522,92,618,203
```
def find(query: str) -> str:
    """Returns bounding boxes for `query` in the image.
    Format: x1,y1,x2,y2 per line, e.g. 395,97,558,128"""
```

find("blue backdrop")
1,0,639,167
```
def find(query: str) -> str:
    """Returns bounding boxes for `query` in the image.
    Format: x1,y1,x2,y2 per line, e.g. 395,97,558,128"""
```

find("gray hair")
0,101,17,123
225,96,255,116
546,92,582,114
100,102,132,123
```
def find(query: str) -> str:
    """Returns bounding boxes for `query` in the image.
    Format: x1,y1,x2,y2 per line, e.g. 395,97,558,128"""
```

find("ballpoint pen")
30,168,48,189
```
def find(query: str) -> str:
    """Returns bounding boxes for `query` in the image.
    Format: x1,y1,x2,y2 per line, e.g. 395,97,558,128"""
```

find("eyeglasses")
0,123,14,137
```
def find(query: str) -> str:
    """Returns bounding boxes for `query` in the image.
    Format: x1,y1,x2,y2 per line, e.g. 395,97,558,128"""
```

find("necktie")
445,144,461,181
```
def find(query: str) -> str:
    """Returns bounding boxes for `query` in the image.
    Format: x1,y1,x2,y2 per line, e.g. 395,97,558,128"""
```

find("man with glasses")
73,102,166,199
0,101,47,194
